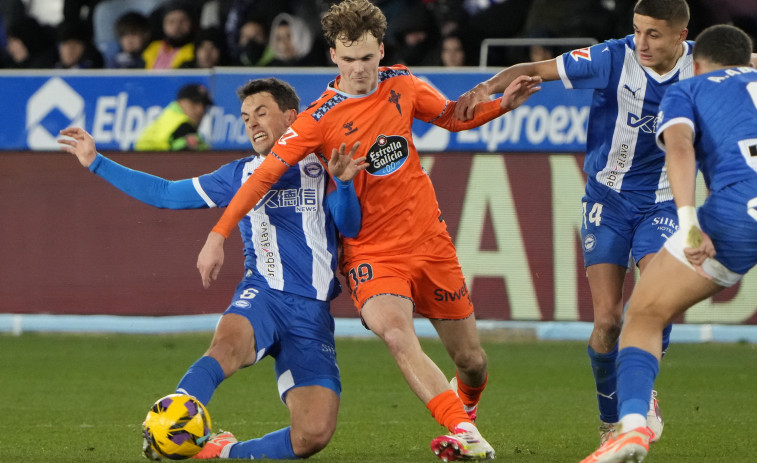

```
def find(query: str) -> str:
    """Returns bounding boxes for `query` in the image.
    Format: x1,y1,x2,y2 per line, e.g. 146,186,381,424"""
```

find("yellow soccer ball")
142,394,212,460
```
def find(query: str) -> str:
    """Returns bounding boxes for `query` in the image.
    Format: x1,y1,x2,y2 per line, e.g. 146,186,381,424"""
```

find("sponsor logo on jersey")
433,282,471,303
652,216,678,234
583,233,597,252
569,47,591,62
259,221,278,277
343,121,358,135
254,188,319,212
623,84,641,98
366,134,409,176
626,113,658,134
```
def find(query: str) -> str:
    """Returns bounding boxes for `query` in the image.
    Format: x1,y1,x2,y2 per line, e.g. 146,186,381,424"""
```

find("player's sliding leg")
428,391,494,461
177,313,257,404
175,356,226,405
433,316,488,424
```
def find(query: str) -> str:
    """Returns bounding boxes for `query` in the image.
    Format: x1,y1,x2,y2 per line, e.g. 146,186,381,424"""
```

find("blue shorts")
698,180,757,275
225,278,340,402
581,188,678,268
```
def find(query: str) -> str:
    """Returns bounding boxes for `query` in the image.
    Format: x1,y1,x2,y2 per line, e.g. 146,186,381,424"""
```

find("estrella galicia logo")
27,77,85,149
303,161,324,178
626,113,657,134
583,233,597,252
366,134,409,176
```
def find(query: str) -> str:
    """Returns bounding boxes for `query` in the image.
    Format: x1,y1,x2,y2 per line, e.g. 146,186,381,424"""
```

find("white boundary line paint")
2,314,757,343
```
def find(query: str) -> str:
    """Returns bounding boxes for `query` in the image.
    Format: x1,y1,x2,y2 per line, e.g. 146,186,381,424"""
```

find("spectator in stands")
234,14,274,66
391,2,440,66
135,83,213,152
181,26,228,68
142,0,196,69
3,15,57,68
55,20,104,69
0,0,25,50
111,11,151,69
266,12,324,67
439,29,473,66
199,0,285,62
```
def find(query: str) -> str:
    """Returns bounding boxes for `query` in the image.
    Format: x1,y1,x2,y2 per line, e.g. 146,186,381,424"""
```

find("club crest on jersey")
388,89,402,115
303,161,324,178
366,134,409,176
569,47,591,62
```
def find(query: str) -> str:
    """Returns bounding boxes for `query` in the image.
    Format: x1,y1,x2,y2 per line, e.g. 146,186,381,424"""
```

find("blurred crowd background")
1,0,755,70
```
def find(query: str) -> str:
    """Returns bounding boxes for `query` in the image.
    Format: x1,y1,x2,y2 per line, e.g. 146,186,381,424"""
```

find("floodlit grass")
1,333,755,462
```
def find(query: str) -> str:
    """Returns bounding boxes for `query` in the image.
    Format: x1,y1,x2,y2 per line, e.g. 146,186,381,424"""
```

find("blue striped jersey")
657,66,757,192
194,154,340,301
557,35,694,204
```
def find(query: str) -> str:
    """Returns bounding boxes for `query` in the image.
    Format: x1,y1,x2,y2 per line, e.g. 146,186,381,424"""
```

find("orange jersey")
213,65,507,259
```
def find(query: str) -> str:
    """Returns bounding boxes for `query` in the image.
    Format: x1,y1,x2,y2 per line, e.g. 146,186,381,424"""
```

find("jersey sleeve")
557,41,612,90
212,114,323,238
194,160,244,208
326,177,361,238
90,154,207,209
411,73,507,131
655,82,696,151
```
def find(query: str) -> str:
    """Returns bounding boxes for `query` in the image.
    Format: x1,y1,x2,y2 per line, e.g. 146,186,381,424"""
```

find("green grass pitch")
1,333,755,462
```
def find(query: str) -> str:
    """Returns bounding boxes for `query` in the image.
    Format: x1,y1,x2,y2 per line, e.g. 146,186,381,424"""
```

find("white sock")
619,413,646,433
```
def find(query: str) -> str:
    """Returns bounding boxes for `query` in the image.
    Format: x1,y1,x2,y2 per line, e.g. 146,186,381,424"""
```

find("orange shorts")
342,232,473,320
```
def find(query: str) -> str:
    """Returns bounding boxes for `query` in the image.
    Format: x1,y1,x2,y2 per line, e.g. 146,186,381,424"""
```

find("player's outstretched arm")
198,231,225,289
455,59,559,121
500,75,542,112
58,127,208,210
58,127,97,167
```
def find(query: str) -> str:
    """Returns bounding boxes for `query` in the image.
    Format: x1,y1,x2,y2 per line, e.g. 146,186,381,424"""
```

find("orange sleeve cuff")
434,99,506,132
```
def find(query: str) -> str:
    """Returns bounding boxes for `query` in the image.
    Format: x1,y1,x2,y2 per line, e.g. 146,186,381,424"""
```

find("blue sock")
617,347,659,418
228,427,299,459
588,344,619,423
175,356,226,405
661,323,672,356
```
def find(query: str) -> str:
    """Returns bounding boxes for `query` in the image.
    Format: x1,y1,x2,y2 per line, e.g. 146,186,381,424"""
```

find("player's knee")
379,325,416,358
451,348,487,377
205,340,248,377
591,317,622,347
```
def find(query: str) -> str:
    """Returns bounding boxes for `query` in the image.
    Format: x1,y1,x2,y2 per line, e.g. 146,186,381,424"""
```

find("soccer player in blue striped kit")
58,77,366,460
582,24,757,462
456,0,696,443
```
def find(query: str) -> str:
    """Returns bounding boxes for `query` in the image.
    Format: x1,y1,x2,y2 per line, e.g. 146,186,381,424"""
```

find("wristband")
677,206,702,247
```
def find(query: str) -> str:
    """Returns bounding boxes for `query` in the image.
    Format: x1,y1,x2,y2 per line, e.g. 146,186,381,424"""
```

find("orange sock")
427,389,472,432
455,372,488,408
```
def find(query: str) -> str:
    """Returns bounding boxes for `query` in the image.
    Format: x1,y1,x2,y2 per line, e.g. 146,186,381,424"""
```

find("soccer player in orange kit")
196,0,541,460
